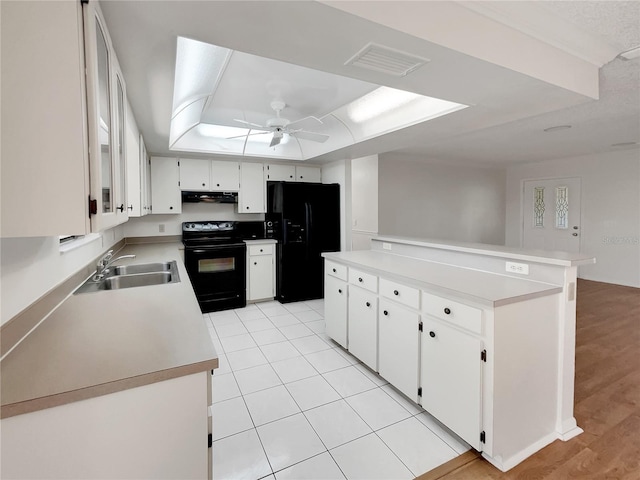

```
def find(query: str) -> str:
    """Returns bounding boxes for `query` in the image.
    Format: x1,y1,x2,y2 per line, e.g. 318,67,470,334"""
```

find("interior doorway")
522,177,582,253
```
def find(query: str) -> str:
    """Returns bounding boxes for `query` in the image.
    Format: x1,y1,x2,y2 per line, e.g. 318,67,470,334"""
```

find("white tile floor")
207,300,470,480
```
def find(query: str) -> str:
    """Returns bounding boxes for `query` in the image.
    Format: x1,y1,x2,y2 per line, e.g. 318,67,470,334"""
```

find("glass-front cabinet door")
114,64,129,222
84,1,128,231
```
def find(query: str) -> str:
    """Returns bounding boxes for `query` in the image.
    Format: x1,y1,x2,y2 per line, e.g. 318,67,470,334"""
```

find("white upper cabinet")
265,164,296,182
151,157,181,214
239,163,265,213
180,159,211,191
84,1,128,231
1,0,90,237
141,139,152,215
211,161,240,191
179,159,240,191
265,164,321,183
125,101,150,218
295,166,321,183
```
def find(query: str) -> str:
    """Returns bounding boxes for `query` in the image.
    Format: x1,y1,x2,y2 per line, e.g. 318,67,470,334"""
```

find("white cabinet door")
140,138,151,216
296,166,321,183
211,161,240,191
85,1,129,231
1,0,90,237
249,255,274,301
378,300,420,402
180,158,210,191
348,286,378,371
151,157,181,214
239,163,265,213
0,373,209,479
325,275,348,348
125,100,142,217
112,64,129,224
420,316,483,450
265,164,295,181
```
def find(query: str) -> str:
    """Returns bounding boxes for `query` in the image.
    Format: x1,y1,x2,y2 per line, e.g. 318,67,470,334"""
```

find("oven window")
199,257,235,273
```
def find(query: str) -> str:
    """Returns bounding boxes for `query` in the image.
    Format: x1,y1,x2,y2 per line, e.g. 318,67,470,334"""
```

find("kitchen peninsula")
322,236,595,472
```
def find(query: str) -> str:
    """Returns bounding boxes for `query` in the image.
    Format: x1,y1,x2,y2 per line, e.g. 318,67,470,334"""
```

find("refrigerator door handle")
304,202,312,246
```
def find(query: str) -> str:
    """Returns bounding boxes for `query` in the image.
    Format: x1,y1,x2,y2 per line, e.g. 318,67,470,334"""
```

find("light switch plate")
506,261,529,275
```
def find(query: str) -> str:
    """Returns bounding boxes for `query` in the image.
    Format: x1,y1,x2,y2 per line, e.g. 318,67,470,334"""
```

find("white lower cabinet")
324,275,348,348
1,372,210,479
246,243,275,302
347,286,378,371
378,299,421,403
420,316,483,450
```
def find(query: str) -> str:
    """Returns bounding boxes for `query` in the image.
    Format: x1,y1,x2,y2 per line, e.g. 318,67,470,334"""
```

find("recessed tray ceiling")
170,37,467,161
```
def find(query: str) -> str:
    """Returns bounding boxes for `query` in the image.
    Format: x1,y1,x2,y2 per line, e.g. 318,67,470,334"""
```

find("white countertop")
374,235,596,267
323,250,562,307
1,242,217,419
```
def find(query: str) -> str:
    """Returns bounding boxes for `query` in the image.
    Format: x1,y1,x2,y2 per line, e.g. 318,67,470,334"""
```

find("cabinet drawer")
326,261,347,281
422,292,482,334
248,244,274,256
349,268,378,293
380,278,419,309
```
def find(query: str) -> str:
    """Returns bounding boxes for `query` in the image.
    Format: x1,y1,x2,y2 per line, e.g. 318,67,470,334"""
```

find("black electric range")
182,221,265,313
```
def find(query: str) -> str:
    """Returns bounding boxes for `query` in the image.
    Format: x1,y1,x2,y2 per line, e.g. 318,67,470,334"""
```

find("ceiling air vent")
344,43,429,77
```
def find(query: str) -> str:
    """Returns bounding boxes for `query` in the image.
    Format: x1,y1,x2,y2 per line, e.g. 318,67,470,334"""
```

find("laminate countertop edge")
1,359,217,419
322,251,563,308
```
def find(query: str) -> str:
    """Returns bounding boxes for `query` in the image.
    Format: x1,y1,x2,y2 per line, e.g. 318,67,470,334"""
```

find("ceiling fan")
234,100,329,147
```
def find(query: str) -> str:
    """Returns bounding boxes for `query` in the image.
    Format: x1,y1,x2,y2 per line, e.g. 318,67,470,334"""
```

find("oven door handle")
188,247,242,255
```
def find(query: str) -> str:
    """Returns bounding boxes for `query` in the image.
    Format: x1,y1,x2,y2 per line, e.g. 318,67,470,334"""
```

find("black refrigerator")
266,181,340,303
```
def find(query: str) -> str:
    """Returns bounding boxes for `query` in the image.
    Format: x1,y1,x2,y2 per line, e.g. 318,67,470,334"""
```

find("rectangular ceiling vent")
344,43,429,77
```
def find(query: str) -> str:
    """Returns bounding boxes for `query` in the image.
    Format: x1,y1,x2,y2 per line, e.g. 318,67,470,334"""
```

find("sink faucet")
94,250,136,279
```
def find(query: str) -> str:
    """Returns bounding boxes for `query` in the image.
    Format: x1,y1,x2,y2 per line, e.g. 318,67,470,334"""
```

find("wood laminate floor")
421,279,640,480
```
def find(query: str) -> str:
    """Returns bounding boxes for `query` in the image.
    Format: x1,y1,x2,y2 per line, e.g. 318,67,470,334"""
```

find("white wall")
351,155,379,251
506,149,640,287
123,203,263,238
1,227,125,325
378,153,506,245
321,160,350,252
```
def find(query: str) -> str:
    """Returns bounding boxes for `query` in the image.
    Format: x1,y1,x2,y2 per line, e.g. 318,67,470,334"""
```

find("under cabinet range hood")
182,191,238,204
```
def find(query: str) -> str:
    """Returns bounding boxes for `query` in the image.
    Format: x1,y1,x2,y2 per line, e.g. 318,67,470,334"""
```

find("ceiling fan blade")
226,131,270,140
269,134,282,147
234,118,265,128
291,130,330,143
287,116,324,130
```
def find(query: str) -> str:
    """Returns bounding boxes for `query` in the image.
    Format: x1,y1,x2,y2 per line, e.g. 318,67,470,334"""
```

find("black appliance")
182,191,238,204
266,182,340,303
182,221,259,313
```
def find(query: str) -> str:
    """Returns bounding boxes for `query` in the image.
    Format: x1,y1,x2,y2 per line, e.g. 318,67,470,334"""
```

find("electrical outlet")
159,224,165,233
506,261,529,275
382,242,392,250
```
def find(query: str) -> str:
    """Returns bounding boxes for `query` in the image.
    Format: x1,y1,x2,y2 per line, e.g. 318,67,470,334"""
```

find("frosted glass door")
523,177,581,252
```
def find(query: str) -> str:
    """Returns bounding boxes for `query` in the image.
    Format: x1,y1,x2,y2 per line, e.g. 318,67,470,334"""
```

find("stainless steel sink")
102,271,174,290
112,262,173,276
75,260,180,294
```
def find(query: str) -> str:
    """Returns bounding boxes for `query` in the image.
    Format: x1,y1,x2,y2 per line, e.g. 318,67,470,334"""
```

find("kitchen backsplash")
123,203,265,238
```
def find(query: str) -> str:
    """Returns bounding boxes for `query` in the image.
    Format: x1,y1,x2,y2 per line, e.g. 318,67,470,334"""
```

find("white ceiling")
101,0,640,166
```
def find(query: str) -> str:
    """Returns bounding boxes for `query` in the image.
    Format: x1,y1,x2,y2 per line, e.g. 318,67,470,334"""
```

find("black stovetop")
182,221,265,247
